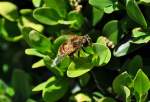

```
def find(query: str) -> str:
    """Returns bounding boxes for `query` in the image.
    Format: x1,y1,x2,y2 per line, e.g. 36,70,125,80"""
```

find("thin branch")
91,71,105,95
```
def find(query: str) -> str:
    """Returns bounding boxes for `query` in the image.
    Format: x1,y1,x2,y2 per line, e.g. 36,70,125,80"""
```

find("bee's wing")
51,55,64,67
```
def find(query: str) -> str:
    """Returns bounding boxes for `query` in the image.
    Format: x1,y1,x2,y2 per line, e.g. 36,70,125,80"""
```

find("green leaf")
132,27,147,38
73,93,92,102
25,48,45,57
126,0,147,28
135,92,148,102
67,11,84,30
32,0,42,7
102,20,119,44
79,49,90,57
33,7,61,25
133,69,150,95
56,56,71,73
79,73,90,87
51,55,71,73
44,0,68,18
98,97,116,102
104,3,119,14
113,41,130,57
6,87,15,97
92,7,104,26
84,46,94,55
32,59,45,68
12,69,31,102
122,55,143,76
0,95,11,102
96,36,108,46
89,0,118,13
0,18,5,35
32,82,47,92
0,2,19,21
89,0,112,9
42,77,69,102
26,99,37,102
113,40,143,57
67,57,94,77
92,91,104,100
57,20,76,25
112,72,132,95
43,56,64,77
0,18,23,42
22,27,52,54
2,18,20,36
20,9,33,15
122,86,131,102
140,0,150,3
131,28,150,44
132,35,150,44
0,80,7,94
92,43,111,66
18,9,44,32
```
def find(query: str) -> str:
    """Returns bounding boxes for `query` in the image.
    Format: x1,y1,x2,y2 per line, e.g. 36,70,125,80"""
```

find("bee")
58,34,91,56
51,35,91,67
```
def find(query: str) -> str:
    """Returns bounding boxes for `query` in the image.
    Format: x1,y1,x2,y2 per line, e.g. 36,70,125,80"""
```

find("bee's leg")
70,51,80,58
82,47,86,52
70,53,74,58
77,51,80,57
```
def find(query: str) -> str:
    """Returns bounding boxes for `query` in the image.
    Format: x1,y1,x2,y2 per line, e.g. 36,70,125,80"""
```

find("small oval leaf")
67,57,93,78
89,0,118,13
112,71,132,95
102,20,119,44
92,7,104,26
0,2,19,21
25,48,45,57
33,7,61,25
113,40,143,57
126,0,147,28
42,77,69,102
32,82,47,92
32,59,45,68
123,86,131,102
44,0,68,18
22,27,52,54
67,11,84,30
92,43,111,66
98,97,116,102
133,69,150,95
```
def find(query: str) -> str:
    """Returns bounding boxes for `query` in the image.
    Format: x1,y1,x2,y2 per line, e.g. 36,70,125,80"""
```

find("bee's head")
82,34,91,46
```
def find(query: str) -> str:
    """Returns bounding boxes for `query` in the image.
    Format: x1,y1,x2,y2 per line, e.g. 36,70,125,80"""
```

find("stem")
91,71,105,94
139,94,142,102
5,35,23,42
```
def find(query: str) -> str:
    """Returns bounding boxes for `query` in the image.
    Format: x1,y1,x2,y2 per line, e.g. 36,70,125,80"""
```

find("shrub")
0,0,150,102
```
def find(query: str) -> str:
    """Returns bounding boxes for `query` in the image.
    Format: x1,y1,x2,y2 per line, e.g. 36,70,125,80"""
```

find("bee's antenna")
84,34,89,37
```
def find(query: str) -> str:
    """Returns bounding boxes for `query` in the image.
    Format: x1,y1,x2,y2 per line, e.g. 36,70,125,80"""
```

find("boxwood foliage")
0,0,150,102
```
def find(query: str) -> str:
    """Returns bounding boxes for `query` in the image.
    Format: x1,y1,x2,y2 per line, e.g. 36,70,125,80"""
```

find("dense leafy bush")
1,0,150,102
